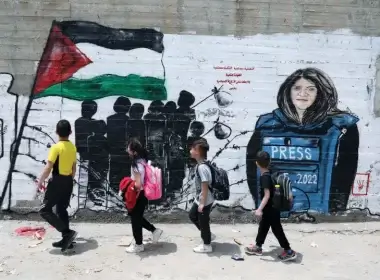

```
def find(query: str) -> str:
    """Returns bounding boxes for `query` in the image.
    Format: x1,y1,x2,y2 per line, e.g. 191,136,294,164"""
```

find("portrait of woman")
246,67,359,213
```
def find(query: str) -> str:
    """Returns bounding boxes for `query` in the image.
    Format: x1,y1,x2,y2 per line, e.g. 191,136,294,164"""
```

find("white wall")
2,30,380,216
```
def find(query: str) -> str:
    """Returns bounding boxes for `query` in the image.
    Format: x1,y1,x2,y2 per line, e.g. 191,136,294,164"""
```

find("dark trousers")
255,207,290,250
129,190,156,245
39,175,73,236
189,202,212,245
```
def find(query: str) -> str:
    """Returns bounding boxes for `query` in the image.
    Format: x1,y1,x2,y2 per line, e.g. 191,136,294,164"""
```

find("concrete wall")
1,0,380,222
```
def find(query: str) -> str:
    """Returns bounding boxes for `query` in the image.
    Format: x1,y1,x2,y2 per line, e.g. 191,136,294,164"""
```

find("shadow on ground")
258,245,303,264
137,241,178,258
49,237,99,256
208,242,241,258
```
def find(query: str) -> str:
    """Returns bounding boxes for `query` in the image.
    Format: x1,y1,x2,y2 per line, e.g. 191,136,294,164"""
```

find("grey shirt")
194,163,214,206
130,159,146,189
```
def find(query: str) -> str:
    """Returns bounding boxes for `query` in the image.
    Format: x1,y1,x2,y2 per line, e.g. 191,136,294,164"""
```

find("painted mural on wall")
1,21,379,219
246,68,360,214
0,74,20,209
0,21,236,213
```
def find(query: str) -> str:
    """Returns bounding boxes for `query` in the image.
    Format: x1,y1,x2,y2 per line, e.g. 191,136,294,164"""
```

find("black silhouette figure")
107,97,132,192
127,103,146,147
144,100,166,162
75,100,98,161
176,90,196,121
87,120,109,204
163,101,177,134
187,121,205,167
173,91,196,155
158,91,196,202
163,101,181,200
188,121,205,145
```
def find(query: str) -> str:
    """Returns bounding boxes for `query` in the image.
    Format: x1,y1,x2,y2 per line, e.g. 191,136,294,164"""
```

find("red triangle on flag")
33,25,92,95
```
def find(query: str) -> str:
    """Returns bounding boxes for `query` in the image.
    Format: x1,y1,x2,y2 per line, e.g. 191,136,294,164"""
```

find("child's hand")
36,180,45,192
198,203,204,213
255,209,263,218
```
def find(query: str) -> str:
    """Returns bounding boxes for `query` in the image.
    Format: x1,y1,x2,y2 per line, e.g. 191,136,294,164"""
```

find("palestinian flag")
33,21,167,101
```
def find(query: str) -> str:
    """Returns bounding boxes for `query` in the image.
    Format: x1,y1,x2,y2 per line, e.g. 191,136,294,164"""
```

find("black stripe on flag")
55,20,164,53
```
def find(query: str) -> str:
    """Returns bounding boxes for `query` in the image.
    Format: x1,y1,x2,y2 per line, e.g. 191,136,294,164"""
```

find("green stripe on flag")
35,74,167,101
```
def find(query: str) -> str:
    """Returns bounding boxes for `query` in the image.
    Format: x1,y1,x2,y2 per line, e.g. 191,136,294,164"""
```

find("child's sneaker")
152,228,163,243
193,244,212,253
52,239,74,249
278,250,297,262
244,245,263,256
61,230,77,252
125,244,144,253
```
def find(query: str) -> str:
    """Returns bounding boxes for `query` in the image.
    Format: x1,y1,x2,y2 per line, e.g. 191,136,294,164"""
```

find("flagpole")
0,22,56,209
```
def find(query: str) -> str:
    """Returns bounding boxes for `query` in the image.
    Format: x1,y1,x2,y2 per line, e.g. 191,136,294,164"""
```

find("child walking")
38,120,78,252
188,138,216,253
246,151,296,261
126,138,163,253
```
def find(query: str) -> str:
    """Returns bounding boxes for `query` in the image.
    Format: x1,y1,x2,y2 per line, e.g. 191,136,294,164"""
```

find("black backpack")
196,161,230,201
270,172,293,211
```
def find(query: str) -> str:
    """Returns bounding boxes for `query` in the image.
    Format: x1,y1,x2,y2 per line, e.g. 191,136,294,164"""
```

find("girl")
126,138,163,253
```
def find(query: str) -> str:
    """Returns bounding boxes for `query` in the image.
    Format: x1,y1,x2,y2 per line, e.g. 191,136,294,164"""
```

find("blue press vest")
255,109,359,213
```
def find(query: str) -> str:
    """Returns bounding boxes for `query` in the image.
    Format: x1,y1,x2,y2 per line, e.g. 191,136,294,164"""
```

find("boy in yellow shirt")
38,120,78,252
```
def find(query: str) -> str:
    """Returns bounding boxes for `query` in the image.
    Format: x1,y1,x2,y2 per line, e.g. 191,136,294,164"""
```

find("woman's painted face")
290,78,317,111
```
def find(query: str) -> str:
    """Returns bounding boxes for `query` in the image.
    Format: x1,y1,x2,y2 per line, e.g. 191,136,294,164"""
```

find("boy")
38,120,78,252
245,151,296,261
188,138,216,253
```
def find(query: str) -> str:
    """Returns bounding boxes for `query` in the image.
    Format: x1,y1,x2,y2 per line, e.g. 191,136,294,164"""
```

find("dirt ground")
0,220,379,280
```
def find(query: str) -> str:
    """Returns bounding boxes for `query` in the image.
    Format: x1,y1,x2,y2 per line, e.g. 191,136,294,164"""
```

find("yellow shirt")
47,141,77,176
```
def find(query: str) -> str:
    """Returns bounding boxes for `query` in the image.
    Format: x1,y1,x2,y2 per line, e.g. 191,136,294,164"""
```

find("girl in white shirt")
126,138,163,253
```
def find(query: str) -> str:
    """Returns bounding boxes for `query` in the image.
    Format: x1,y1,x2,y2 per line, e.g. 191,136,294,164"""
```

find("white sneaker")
211,233,216,241
193,244,213,253
152,228,163,243
125,244,144,253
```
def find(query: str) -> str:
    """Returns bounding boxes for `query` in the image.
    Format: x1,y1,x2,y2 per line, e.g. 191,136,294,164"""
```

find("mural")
246,68,359,214
1,21,380,220
0,21,237,213
0,74,17,209
0,73,28,210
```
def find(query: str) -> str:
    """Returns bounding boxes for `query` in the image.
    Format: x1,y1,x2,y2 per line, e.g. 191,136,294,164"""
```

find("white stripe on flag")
73,43,164,80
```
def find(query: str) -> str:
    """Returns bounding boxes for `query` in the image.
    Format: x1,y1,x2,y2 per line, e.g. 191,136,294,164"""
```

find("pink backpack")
142,161,162,200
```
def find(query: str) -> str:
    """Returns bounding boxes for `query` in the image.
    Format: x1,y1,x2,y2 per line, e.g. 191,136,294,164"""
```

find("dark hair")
177,90,195,107
129,103,145,119
163,101,177,116
92,120,106,135
277,67,342,125
113,97,131,114
190,121,205,135
81,100,97,118
256,151,270,168
56,119,71,138
128,138,148,163
192,138,209,158
148,100,164,113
